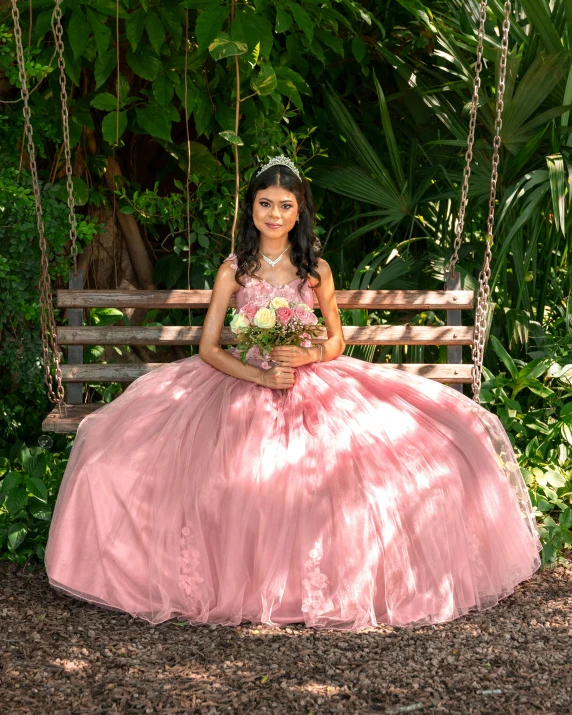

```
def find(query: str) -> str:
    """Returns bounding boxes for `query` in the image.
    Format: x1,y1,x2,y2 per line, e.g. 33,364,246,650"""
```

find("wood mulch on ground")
1,557,571,715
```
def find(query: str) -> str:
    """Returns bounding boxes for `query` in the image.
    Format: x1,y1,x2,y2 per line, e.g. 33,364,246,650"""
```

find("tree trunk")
65,207,187,364
103,156,155,291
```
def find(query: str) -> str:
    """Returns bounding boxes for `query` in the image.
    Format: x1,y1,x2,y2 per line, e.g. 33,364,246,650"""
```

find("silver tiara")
255,155,301,180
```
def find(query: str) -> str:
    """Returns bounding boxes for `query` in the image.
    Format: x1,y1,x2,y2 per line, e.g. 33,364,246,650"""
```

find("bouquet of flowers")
230,296,325,366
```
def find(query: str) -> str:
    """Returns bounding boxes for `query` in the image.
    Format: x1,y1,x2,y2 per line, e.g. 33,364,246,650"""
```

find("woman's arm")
270,258,346,367
199,261,296,388
198,261,265,384
309,257,346,362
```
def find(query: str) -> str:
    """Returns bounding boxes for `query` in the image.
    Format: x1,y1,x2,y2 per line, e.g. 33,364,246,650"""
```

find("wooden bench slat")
57,289,474,311
41,403,102,433
58,325,474,346
44,359,473,433
61,362,473,383
373,363,472,382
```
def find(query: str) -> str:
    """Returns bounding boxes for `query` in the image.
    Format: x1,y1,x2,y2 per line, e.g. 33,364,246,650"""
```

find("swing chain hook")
10,0,66,413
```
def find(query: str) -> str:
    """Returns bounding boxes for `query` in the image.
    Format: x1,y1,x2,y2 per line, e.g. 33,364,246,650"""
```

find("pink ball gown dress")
44,253,542,630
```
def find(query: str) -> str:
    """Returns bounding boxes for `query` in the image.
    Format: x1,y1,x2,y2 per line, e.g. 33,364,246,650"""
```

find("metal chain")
471,1,512,403
446,0,488,280
51,0,79,276
10,0,66,412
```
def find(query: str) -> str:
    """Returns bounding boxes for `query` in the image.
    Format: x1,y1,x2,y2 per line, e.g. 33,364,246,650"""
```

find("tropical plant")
482,334,572,563
313,1,572,364
0,441,70,564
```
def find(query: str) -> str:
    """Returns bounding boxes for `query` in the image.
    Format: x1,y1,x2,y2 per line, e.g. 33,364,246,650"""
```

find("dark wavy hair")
234,162,322,297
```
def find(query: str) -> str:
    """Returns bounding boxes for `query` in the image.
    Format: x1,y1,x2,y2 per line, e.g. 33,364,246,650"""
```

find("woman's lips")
265,223,282,229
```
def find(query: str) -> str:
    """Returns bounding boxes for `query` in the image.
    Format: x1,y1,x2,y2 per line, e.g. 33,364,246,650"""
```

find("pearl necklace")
260,245,290,268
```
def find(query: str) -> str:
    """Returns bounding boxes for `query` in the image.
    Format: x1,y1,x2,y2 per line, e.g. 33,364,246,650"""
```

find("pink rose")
254,293,271,307
293,306,313,324
241,302,258,320
276,306,293,325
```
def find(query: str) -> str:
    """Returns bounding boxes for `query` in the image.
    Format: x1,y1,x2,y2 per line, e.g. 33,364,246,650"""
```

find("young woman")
45,156,542,630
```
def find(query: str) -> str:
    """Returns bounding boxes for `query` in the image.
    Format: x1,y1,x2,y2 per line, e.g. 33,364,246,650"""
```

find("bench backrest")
56,268,473,390
41,269,473,432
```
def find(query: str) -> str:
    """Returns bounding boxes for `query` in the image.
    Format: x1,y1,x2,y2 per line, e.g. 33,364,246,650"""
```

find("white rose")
253,307,276,329
230,311,251,334
269,296,290,309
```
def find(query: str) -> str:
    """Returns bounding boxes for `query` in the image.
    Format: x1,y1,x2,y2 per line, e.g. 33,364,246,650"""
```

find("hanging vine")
230,0,240,255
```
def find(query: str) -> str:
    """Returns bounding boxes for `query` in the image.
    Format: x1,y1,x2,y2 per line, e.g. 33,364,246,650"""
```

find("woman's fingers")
275,368,295,387
265,366,295,389
271,347,297,357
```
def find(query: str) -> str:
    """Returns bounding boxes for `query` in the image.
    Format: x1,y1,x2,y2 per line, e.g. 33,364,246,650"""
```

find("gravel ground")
1,557,571,715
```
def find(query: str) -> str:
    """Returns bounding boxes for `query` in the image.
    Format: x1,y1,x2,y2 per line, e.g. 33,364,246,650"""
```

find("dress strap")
223,253,238,270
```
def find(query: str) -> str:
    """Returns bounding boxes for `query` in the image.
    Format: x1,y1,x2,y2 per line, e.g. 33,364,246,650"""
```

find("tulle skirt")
45,351,542,630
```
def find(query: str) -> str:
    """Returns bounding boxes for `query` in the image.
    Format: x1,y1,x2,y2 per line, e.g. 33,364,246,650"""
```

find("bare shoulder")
307,257,332,289
217,258,237,278
213,258,240,293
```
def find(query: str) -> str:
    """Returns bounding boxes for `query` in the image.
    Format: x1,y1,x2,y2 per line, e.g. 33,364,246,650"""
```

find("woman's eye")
259,202,293,209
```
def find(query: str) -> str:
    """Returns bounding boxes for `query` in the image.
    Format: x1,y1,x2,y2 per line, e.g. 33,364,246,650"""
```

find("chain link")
446,0,488,280
51,0,79,275
10,0,66,412
471,1,512,404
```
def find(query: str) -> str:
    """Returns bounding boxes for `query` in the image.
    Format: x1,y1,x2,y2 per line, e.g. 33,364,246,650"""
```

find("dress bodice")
222,253,315,309
222,253,315,368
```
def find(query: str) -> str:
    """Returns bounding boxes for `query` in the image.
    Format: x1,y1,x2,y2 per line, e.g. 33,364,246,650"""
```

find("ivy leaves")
196,5,228,53
68,10,91,59
102,111,128,146
94,48,117,90
126,46,162,82
0,447,58,559
136,103,173,143
209,35,248,62
288,2,314,44
86,8,111,56
58,0,372,148
154,75,175,106
251,64,277,96
90,75,133,145
125,8,146,52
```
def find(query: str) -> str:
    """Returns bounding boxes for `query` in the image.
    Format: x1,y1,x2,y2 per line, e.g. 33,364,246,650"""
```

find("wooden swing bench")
11,0,503,435
42,269,474,433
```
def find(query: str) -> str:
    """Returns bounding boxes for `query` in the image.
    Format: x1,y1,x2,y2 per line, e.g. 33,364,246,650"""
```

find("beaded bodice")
222,253,314,309
222,253,315,368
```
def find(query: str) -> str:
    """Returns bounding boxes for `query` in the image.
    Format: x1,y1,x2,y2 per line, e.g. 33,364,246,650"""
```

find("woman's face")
252,185,299,242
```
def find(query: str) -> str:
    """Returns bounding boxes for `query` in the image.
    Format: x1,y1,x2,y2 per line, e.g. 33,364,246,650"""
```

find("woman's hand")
259,365,296,389
258,346,313,389
269,345,312,368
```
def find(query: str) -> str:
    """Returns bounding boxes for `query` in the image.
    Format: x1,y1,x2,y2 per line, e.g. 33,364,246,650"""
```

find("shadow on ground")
1,557,571,714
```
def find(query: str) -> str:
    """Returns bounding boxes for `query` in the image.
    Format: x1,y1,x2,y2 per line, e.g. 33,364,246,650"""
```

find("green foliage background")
0,0,571,565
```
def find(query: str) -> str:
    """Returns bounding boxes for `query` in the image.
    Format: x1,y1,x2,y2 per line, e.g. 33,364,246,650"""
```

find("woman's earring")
296,215,300,223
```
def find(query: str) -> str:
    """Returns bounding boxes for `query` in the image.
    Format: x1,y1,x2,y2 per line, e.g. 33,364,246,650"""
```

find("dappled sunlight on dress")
44,253,542,630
